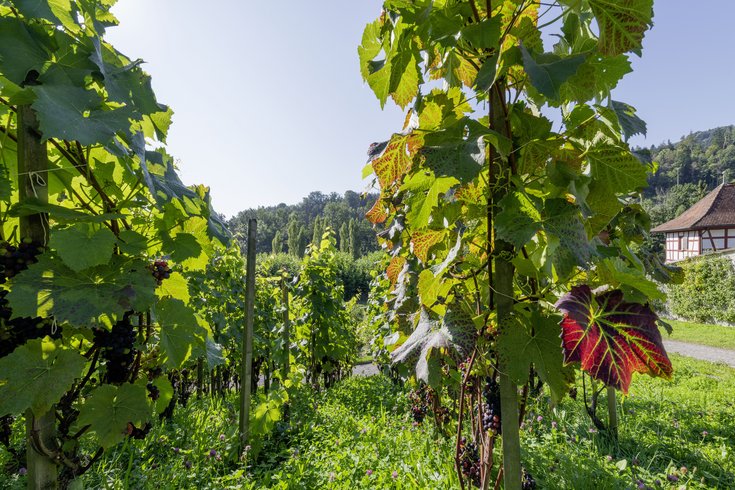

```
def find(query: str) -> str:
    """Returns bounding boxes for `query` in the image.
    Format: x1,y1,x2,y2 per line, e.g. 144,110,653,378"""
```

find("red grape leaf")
555,285,672,394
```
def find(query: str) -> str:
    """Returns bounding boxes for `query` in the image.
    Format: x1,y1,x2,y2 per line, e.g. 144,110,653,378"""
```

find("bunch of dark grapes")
0,415,12,448
408,387,428,423
150,260,171,285
146,382,160,401
522,468,536,490
458,437,481,487
0,239,59,359
481,377,502,435
93,314,136,384
127,422,152,440
0,291,60,357
0,239,44,282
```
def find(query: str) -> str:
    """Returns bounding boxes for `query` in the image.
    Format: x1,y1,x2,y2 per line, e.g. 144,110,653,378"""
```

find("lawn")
665,319,735,350
1,355,733,489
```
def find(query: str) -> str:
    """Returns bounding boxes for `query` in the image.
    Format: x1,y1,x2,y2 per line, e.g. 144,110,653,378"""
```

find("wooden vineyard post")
238,218,257,450
280,275,290,382
18,105,57,489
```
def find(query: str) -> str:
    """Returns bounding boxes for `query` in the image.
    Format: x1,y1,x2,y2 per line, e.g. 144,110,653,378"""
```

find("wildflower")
606,455,613,462
18,467,27,476
392,471,398,479
667,474,679,482
551,421,557,429
183,460,192,470
219,434,226,441
679,466,687,475
366,469,373,476
537,415,543,422
702,430,709,437
588,427,598,434
209,449,218,458
244,445,252,452
172,447,180,453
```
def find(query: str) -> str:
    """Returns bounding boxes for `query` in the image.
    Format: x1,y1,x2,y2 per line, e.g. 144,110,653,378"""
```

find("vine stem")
454,347,478,490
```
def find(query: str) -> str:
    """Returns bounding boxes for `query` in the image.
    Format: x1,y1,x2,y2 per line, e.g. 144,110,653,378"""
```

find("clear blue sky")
106,1,735,217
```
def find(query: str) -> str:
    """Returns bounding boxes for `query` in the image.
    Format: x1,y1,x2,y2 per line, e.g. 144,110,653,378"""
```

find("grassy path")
665,319,735,350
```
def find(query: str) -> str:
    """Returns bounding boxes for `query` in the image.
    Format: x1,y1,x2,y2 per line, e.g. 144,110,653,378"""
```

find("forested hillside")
643,125,735,226
228,191,380,256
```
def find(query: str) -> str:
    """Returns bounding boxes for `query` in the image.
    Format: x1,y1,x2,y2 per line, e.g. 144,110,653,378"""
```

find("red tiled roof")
651,183,735,233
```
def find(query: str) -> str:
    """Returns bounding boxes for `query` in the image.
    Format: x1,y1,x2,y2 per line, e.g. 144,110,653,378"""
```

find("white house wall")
665,228,735,262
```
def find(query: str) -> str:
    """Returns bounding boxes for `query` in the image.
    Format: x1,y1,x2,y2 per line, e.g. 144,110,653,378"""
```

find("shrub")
667,255,735,324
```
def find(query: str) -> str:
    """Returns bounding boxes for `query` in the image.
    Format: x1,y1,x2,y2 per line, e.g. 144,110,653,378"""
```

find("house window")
679,234,688,250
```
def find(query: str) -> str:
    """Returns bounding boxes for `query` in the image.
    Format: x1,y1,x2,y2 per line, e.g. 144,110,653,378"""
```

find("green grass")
1,355,733,489
665,319,735,350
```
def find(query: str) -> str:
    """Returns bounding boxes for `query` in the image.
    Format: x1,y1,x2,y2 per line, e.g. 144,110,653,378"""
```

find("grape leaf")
391,307,476,384
521,45,587,100
154,298,207,368
0,338,86,417
610,100,647,141
589,0,653,56
496,192,542,248
410,230,445,263
32,84,133,145
587,144,649,193
49,224,116,272
555,285,672,393
497,310,573,401
77,383,151,449
0,17,50,85
7,254,156,325
372,134,412,190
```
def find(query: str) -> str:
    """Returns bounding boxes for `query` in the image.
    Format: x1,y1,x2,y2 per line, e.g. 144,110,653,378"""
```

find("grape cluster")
0,415,12,448
93,314,136,384
458,436,481,487
0,240,59,359
146,382,160,401
0,239,44,282
127,421,152,440
481,377,501,435
522,468,536,490
150,260,171,285
408,387,429,423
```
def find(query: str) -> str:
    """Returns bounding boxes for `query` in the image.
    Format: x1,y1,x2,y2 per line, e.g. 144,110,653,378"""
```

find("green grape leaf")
77,383,151,449
521,45,587,100
589,0,653,56
32,84,132,145
151,377,173,415
496,192,542,248
13,0,79,32
391,307,476,384
0,17,50,85
358,19,383,80
7,254,156,325
404,173,457,230
116,230,148,256
49,224,116,272
497,310,572,401
461,17,501,50
156,271,190,304
0,338,86,417
587,144,648,193
389,47,421,108
610,100,646,141
154,298,207,368
543,199,592,276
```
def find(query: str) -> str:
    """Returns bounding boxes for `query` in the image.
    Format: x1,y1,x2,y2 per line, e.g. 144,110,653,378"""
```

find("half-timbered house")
651,183,735,262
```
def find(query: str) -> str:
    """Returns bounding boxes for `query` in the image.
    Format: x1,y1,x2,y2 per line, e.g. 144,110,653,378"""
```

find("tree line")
228,190,380,258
